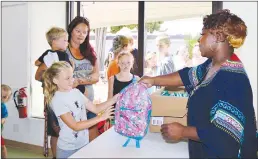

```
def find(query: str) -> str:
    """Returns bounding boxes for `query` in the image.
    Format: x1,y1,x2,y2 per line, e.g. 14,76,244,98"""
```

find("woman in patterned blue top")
139,10,257,158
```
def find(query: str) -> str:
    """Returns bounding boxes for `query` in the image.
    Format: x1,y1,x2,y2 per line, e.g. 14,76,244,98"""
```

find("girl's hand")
100,106,115,121
111,94,120,104
104,120,110,131
73,78,80,88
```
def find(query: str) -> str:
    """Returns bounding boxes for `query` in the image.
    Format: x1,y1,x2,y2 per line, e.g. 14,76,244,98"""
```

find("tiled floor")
6,146,50,158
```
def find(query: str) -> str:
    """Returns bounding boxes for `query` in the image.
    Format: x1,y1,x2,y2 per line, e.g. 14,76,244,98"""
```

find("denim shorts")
87,111,96,119
56,146,80,159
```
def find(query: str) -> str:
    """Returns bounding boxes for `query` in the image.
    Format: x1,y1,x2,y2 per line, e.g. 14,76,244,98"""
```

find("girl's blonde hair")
117,52,134,62
42,61,72,105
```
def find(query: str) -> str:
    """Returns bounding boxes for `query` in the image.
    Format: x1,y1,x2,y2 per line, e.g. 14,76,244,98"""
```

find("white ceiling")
81,2,212,29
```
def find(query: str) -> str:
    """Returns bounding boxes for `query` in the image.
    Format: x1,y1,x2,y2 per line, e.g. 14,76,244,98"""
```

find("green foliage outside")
184,34,199,59
91,21,163,34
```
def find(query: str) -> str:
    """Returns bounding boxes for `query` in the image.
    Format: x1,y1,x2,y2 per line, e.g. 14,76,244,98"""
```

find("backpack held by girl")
114,82,152,148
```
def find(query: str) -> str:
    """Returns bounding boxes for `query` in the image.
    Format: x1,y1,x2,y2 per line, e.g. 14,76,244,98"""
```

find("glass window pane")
81,2,138,103
144,2,212,80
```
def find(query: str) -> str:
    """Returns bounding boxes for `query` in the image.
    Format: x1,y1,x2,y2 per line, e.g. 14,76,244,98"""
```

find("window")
144,2,212,79
80,2,138,103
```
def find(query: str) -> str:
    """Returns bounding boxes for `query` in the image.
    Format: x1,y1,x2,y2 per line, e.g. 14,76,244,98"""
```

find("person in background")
144,51,158,76
156,34,176,75
98,37,132,134
139,10,257,158
106,35,129,79
104,52,113,71
103,52,140,132
126,35,140,77
66,16,100,142
1,84,12,159
173,45,190,70
144,51,158,94
191,42,208,66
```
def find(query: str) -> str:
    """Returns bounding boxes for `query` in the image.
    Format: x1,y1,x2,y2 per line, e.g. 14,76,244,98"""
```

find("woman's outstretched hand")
138,76,155,88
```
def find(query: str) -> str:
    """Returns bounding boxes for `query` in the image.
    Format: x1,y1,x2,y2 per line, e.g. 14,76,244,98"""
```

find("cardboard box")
149,115,187,132
149,87,188,133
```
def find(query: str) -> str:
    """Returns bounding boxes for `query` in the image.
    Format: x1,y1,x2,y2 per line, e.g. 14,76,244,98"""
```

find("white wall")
223,2,257,118
29,2,66,117
2,2,66,146
2,2,29,88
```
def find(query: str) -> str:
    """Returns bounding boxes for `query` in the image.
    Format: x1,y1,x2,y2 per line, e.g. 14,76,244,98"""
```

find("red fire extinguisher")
13,87,28,118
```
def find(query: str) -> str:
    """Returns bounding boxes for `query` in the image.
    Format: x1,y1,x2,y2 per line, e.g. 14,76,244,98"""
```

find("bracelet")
97,110,104,117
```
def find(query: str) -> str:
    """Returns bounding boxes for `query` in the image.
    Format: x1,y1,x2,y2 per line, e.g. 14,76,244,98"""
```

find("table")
69,127,189,158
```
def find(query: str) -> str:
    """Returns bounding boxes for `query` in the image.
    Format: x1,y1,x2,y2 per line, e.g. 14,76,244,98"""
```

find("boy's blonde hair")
1,84,12,93
42,61,72,105
1,84,12,101
46,27,67,46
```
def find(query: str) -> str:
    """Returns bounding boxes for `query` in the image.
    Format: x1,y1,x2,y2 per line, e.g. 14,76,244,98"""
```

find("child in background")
106,35,129,79
42,61,119,158
155,34,175,75
144,51,158,94
144,51,158,76
103,52,140,132
34,27,85,159
191,43,207,67
1,84,12,159
35,27,84,92
35,27,72,81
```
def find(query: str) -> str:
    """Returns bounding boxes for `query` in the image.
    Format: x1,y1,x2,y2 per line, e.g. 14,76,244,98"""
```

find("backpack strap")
122,138,141,148
132,75,137,83
135,139,140,148
122,138,131,147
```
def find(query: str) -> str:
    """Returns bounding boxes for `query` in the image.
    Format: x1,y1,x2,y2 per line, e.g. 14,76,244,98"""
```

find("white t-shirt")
50,88,89,150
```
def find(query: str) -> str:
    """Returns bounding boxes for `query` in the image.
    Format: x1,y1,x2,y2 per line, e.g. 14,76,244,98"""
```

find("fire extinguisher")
13,87,28,118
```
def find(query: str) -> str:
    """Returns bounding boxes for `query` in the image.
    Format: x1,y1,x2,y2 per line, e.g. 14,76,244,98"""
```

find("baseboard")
5,139,52,157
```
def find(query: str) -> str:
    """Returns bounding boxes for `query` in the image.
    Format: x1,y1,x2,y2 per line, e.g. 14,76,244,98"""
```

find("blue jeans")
56,146,80,159
87,111,96,119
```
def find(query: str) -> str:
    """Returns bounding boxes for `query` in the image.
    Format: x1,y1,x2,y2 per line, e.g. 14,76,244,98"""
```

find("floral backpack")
114,82,152,148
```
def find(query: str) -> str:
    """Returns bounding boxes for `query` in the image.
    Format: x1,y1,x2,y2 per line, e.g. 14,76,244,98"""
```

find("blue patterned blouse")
178,54,257,158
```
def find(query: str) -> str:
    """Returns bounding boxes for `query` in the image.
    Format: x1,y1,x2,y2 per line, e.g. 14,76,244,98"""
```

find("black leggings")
46,107,60,137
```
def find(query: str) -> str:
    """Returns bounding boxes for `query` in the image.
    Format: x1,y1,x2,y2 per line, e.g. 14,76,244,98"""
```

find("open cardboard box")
149,86,188,133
